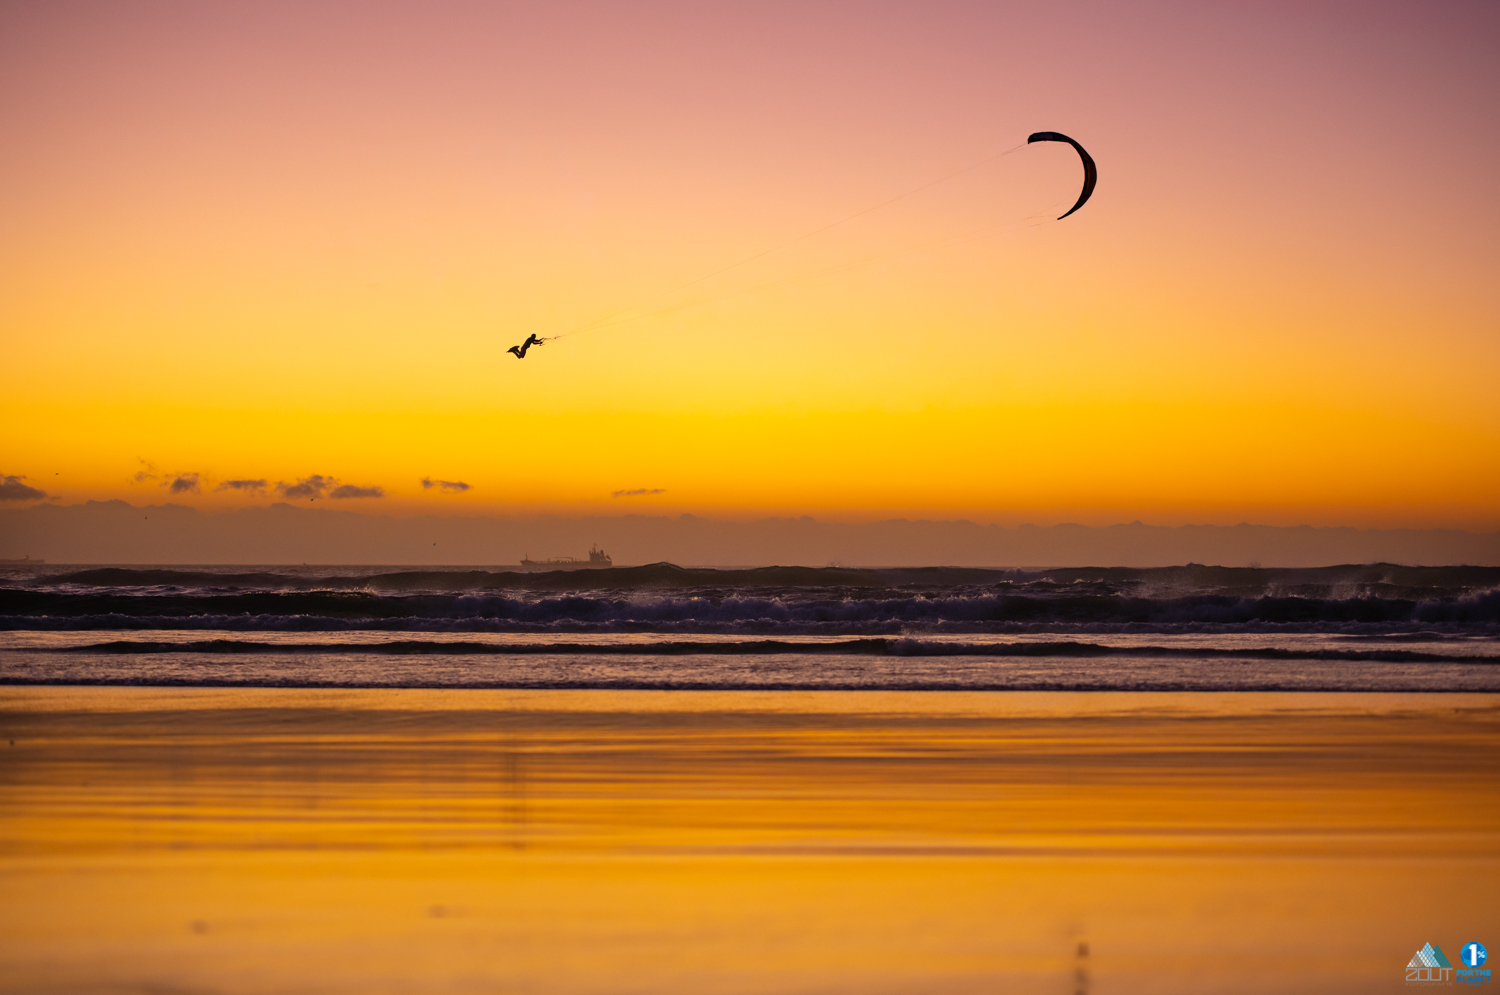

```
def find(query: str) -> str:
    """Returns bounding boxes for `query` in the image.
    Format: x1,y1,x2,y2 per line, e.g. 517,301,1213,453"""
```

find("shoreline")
6,684,1500,713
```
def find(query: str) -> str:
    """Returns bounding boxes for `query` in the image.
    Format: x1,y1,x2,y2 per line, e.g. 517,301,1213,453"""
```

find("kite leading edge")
1027,131,1096,220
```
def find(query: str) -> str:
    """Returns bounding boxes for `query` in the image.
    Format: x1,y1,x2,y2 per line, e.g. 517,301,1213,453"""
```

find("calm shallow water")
1,687,1496,994
3,628,1499,691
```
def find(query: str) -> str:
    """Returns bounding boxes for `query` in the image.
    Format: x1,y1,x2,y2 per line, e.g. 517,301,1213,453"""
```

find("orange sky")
2,1,1497,528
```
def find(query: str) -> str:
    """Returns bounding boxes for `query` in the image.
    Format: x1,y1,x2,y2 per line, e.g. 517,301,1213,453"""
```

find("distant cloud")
612,488,666,498
421,477,471,492
216,478,268,494
276,475,336,500
132,460,199,495
274,476,382,500
166,472,200,494
0,474,47,501
330,484,384,499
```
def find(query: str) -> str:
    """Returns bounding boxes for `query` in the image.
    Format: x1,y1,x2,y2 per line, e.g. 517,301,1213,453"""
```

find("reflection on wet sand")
1,689,1497,993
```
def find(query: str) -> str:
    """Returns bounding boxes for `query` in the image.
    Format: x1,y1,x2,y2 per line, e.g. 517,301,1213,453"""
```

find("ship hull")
518,560,612,572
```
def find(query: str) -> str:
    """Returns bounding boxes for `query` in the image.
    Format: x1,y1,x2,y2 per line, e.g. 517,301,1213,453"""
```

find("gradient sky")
3,0,1497,528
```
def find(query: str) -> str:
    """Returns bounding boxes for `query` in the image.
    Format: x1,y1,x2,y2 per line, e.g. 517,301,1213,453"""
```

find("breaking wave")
44,637,1497,664
22,561,1500,597
2,588,1498,634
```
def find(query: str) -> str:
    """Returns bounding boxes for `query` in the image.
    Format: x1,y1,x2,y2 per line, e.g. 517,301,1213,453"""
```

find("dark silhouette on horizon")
508,334,546,359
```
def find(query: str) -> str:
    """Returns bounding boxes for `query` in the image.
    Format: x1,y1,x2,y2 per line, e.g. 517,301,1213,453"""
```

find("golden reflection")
2,689,1497,993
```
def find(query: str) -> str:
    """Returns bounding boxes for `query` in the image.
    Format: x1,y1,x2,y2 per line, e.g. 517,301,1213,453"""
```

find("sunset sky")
3,1,1497,528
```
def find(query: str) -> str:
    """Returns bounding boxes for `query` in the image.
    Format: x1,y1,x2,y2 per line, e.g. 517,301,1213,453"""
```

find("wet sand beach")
2,688,1497,994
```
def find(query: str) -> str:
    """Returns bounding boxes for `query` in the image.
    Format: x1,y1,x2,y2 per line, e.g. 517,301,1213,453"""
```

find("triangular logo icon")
1424,943,1453,969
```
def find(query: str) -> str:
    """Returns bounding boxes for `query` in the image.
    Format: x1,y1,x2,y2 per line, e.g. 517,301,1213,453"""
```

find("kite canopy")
1027,132,1096,220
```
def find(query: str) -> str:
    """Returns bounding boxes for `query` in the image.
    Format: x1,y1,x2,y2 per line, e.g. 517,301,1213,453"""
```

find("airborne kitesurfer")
507,334,546,359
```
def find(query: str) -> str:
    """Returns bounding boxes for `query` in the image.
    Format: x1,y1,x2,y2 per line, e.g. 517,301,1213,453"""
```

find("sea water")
3,562,1496,691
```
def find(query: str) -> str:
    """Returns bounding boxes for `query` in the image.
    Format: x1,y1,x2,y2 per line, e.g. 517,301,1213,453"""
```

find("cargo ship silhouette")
519,545,613,571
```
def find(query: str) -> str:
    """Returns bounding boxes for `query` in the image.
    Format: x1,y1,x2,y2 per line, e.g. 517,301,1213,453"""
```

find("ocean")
5,561,1499,994
3,562,1497,691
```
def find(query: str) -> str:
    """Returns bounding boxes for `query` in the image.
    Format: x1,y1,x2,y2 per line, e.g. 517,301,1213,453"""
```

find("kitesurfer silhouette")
507,334,546,359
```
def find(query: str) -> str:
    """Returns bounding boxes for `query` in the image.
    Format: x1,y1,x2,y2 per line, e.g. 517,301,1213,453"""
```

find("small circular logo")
1461,942,1487,968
